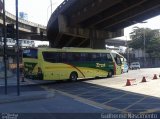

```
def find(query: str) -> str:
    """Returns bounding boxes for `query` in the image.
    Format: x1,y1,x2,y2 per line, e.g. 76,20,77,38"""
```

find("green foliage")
129,27,160,57
146,38,160,57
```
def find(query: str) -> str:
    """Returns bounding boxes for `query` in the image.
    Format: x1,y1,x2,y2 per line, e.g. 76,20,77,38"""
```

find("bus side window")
61,53,68,62
91,53,101,62
42,52,59,63
106,53,113,62
100,53,107,62
67,53,74,62
73,53,81,62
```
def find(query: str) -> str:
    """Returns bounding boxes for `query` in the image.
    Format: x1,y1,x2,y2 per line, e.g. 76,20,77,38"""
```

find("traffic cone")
153,74,158,80
126,79,131,86
141,76,147,82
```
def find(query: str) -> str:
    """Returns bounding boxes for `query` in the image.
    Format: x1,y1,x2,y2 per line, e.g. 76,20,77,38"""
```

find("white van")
130,62,140,70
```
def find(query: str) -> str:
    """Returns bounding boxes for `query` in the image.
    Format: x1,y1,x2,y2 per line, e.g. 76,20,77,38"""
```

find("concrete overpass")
0,11,46,40
47,0,160,49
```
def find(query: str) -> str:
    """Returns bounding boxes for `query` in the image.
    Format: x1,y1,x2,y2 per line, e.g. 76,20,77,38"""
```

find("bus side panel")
23,59,38,78
42,62,84,80
71,62,112,78
78,67,108,78
115,64,122,75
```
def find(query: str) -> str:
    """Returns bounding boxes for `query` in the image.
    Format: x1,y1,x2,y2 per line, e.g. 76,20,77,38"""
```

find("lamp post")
47,1,56,21
143,28,146,66
16,0,20,96
2,0,8,95
132,21,147,67
139,21,147,67
125,36,130,64
50,0,52,14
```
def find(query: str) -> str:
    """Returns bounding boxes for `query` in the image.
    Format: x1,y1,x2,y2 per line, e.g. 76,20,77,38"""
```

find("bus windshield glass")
23,49,38,59
112,53,122,65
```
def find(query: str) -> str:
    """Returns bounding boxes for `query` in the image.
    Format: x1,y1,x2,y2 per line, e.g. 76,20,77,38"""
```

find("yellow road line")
57,89,129,113
41,85,129,113
102,93,128,104
122,96,148,111
141,108,160,113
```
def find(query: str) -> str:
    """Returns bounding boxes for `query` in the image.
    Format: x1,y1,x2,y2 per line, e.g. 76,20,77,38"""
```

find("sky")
5,0,64,46
4,0,160,45
5,0,64,26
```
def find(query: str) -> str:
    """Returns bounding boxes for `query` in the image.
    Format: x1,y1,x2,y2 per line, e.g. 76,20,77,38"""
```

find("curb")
0,91,55,104
0,80,56,87
21,78,57,86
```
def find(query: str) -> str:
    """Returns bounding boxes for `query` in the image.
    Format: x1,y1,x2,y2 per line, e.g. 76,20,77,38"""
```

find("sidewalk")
0,75,56,87
0,91,55,104
0,75,56,105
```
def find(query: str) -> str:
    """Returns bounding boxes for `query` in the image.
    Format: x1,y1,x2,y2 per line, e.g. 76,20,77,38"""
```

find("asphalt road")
0,68,160,119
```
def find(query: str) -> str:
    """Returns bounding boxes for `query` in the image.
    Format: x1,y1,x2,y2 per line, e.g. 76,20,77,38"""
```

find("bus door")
112,53,122,75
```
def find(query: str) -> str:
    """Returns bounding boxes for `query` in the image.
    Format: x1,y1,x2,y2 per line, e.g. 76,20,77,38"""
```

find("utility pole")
50,0,52,14
125,36,130,64
132,21,147,67
16,0,20,96
3,0,8,95
143,29,146,67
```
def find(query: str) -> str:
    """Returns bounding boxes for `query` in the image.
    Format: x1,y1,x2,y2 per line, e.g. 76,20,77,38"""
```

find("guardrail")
4,11,46,29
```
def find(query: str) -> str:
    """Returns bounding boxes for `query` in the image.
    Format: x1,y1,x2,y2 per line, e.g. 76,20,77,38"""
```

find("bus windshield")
112,53,122,65
23,49,38,59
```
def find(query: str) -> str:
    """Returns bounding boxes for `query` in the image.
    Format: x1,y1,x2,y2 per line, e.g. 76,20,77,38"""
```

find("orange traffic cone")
126,79,131,86
141,76,147,83
153,74,158,80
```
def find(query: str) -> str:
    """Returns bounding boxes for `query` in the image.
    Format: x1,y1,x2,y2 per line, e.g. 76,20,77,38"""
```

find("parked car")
121,61,129,73
130,62,140,70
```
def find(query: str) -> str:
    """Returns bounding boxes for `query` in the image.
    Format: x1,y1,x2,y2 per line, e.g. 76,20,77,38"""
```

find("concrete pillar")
37,28,40,34
58,14,67,33
89,29,105,49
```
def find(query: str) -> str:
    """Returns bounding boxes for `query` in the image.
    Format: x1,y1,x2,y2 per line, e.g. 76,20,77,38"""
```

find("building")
0,37,35,48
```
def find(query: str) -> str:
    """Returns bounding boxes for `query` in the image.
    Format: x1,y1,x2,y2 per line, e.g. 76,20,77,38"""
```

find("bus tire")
107,71,113,78
38,73,43,80
70,72,78,82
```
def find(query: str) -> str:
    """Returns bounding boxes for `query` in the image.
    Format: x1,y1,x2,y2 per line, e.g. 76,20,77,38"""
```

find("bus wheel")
38,73,43,80
107,71,113,78
70,72,78,82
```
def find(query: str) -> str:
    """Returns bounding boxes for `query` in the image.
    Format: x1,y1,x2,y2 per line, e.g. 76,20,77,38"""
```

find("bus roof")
36,47,111,53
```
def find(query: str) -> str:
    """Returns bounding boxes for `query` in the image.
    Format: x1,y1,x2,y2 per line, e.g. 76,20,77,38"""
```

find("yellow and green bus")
23,47,122,81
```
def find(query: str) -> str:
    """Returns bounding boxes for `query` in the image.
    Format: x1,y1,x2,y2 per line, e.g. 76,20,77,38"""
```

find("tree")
129,27,160,57
146,38,160,57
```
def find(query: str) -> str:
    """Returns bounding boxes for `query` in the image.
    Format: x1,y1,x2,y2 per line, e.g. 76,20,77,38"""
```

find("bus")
23,47,122,81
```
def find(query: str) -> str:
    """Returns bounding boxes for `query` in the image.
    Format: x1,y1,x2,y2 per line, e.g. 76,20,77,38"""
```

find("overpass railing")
5,11,46,29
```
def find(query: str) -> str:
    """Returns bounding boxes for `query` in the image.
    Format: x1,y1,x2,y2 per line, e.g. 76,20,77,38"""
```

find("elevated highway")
47,0,160,48
0,11,46,40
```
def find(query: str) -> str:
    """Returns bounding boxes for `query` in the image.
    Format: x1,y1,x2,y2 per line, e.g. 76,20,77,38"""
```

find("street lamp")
132,21,147,67
47,1,57,21
2,0,8,95
50,0,52,14
16,0,20,96
125,36,130,64
139,21,147,67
